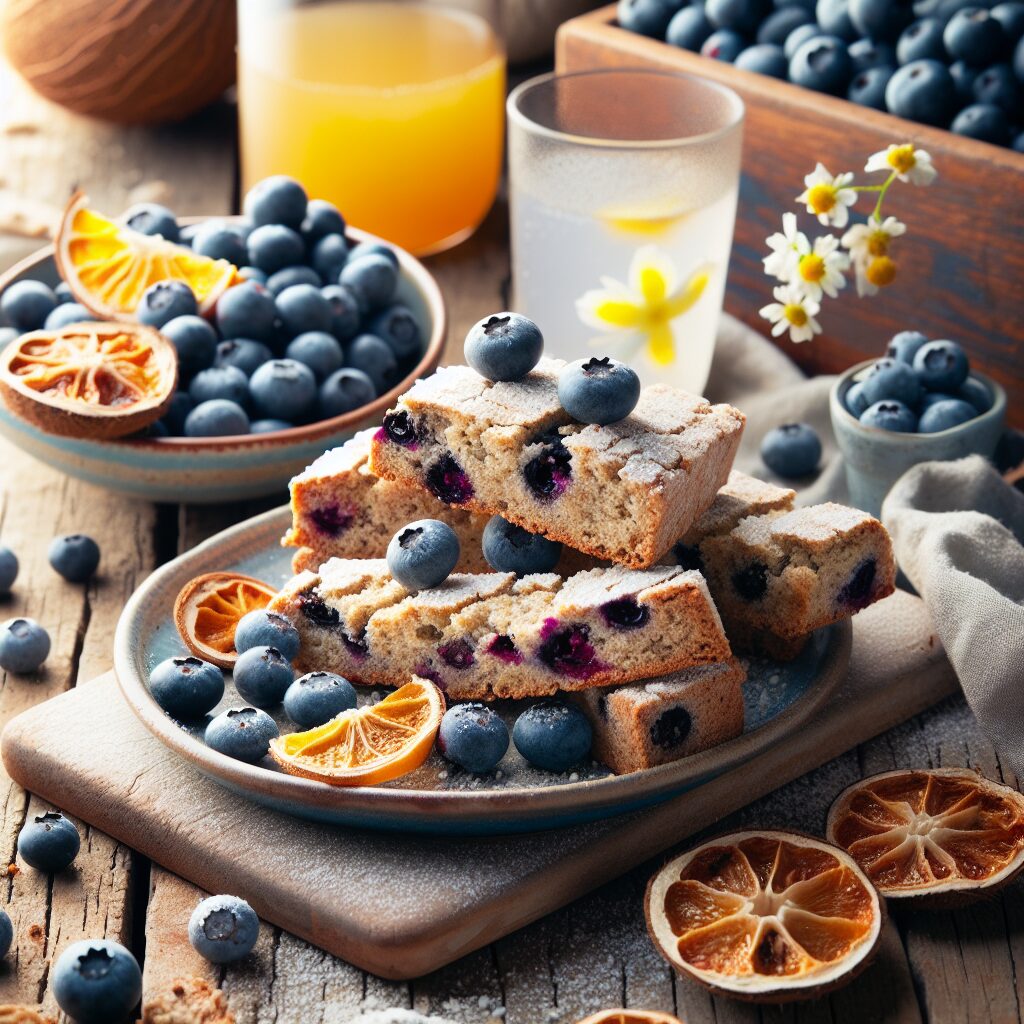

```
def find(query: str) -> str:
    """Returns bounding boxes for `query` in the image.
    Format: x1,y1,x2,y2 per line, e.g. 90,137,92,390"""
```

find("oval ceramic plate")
115,507,851,835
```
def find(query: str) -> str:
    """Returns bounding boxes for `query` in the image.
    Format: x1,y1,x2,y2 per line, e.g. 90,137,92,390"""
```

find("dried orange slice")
827,767,1024,905
577,1012,683,1024
645,830,883,1003
174,572,278,670
0,321,176,439
55,191,238,320
270,677,444,786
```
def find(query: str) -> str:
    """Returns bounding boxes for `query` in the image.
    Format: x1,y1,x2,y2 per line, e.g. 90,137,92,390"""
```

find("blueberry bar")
575,659,746,775
369,359,745,569
268,559,731,700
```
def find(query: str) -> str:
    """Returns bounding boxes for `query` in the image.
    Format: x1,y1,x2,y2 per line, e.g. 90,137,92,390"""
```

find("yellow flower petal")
647,322,675,365
665,267,711,318
629,245,677,300
637,264,668,306
576,290,642,330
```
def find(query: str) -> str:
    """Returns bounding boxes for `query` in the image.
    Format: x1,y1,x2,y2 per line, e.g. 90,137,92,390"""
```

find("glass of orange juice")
237,0,506,256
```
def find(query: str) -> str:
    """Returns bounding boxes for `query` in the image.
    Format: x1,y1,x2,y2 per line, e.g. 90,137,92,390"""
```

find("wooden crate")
557,6,1024,427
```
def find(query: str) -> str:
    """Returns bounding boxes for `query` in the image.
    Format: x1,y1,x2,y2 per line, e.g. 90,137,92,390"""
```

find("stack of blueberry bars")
271,313,896,775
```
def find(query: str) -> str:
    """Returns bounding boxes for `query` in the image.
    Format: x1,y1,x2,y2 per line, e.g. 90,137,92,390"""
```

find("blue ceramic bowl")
830,360,1007,517
0,223,446,504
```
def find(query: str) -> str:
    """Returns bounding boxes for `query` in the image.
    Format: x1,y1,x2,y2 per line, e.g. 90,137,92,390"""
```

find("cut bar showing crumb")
369,358,745,569
269,559,731,700
576,659,747,774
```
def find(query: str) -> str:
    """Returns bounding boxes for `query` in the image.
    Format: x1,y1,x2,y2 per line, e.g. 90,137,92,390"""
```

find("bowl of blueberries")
0,176,446,504
830,331,1006,515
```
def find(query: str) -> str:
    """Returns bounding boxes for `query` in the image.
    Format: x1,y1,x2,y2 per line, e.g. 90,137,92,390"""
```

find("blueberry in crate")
785,21,824,56
913,339,969,391
465,312,544,382
949,59,980,101
235,609,301,660
885,59,958,124
482,515,562,575
972,63,1020,113
162,315,218,377
952,103,1012,143
758,6,814,45
790,34,855,93
184,399,250,437
558,356,640,425
736,42,790,75
438,703,509,773
860,399,918,431
513,701,593,773
701,27,748,59
918,397,978,432
286,331,344,381
706,0,771,33
848,37,897,72
667,5,715,48
848,65,896,106
215,338,274,377
189,895,260,964
760,423,822,477
244,174,308,230
850,0,914,40
205,706,279,762
319,368,376,418
250,359,317,421
52,940,141,1024
816,0,858,39
136,279,197,329
18,811,80,872
149,655,224,718
616,0,683,37
992,1,1024,44
896,17,948,62
943,6,1004,63
283,671,357,728
124,202,179,242
386,519,460,590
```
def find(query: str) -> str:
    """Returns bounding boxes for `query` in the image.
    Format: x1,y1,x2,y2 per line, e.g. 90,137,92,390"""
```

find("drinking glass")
237,0,506,256
508,68,744,394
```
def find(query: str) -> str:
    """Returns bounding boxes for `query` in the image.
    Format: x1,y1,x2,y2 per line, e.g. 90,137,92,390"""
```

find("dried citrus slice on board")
55,191,238,320
174,572,278,670
826,767,1024,904
0,322,176,439
645,830,883,1003
576,1012,683,1024
270,677,444,786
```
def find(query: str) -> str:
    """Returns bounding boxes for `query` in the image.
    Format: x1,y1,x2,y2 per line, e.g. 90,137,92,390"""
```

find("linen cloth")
704,315,1024,776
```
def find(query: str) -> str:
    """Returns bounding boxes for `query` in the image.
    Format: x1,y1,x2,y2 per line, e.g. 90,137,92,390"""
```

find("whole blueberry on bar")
18,810,80,872
513,701,593,773
943,6,1003,62
192,222,247,265
386,519,460,590
244,174,308,230
235,609,301,660
266,265,322,297
215,338,274,377
760,423,822,478
482,515,562,575
860,358,923,407
189,895,260,964
189,365,251,409
952,103,1012,144
285,331,344,381
860,399,918,432
311,233,349,283
276,282,333,337
149,655,224,718
701,28,748,61
319,368,376,418
216,280,278,343
735,43,790,76
1,280,56,331
205,706,279,762
136,279,197,329
913,339,969,391
301,198,346,244
616,0,681,37
847,66,896,108
790,35,855,94
558,356,640,425
885,59,958,125
667,5,715,49
346,333,398,392
247,223,305,275
886,329,929,364
465,311,544,382
233,645,294,708
49,533,100,582
250,359,318,422
322,283,362,342
124,202,179,242
0,545,17,592
283,671,357,728
706,0,771,33
339,253,398,309
845,379,870,416
53,940,141,1024
163,315,218,377
0,617,50,672
184,399,250,437
438,703,509,773
850,0,914,40
957,376,992,413
918,397,978,433
369,304,422,360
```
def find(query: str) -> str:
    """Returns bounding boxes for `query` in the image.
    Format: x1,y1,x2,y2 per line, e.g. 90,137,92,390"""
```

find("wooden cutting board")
1,590,957,980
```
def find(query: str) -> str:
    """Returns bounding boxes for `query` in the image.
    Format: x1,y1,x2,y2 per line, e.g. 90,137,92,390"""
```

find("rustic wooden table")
0,64,1019,1024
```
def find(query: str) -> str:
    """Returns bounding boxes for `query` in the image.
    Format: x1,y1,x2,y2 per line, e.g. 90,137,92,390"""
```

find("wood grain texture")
556,6,1024,429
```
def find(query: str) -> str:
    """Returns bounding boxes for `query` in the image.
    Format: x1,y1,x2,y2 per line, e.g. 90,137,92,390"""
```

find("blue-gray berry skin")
52,939,142,1024
847,36,895,72
885,59,958,125
301,199,346,244
896,17,947,63
785,21,825,57
339,254,398,309
943,5,1003,62
235,610,300,660
205,706,279,762
0,908,12,958
0,617,50,672
735,42,789,76
18,811,80,872
918,398,977,433
322,284,362,342
790,34,855,94
192,222,247,264
617,0,681,37
233,645,294,708
163,315,218,377
513,701,593,772
319,368,376,418
346,333,397,392
266,265,322,297
311,233,349,283
250,359,318,422
283,671,357,728
913,339,969,391
244,175,308,230
759,5,814,44
760,423,822,478
0,546,18,592
438,703,509,773
369,304,422,360
189,895,260,964
847,64,896,106
1,280,57,331
184,399,251,437
44,302,92,331
860,358,923,407
0,327,18,351
214,338,274,378
482,516,562,575
957,376,992,413
136,280,197,329
189,365,251,408
386,519,460,590
124,202,179,242
49,533,100,582
845,380,870,416
149,656,224,718
250,418,292,433
162,392,193,435
276,283,333,338
667,5,716,48
860,400,918,432
285,331,344,381
247,224,306,275
216,281,278,343
886,330,929,364
346,240,399,268
465,312,544,382
558,356,641,425
816,0,857,39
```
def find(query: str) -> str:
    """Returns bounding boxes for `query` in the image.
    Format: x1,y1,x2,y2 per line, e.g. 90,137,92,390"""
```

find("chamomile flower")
759,284,822,343
842,216,906,296
797,164,857,228
865,144,937,186
763,212,809,283
793,234,850,301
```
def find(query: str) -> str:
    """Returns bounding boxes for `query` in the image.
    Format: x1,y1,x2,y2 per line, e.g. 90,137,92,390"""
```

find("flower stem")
871,171,899,220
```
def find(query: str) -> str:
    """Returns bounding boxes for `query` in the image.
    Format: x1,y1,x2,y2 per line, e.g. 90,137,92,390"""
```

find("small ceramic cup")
830,360,1007,518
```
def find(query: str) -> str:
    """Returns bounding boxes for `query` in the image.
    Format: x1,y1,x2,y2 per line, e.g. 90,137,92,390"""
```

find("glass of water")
508,68,744,395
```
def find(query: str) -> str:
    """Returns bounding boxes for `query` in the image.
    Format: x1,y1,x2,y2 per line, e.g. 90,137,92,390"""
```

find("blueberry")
850,0,914,39
311,233,349,282
993,1,1024,44
918,397,978,432
886,329,929,363
667,5,716,47
214,338,274,377
124,202,179,242
957,375,993,412
285,331,343,381
205,706,278,761
1013,130,1024,150
816,0,858,39
860,400,918,431
266,265,322,297
52,939,141,1023
464,312,544,382
0,546,17,592
276,283,332,338
920,390,959,410
849,37,897,71
233,645,294,707
1015,33,1024,78
250,358,317,421
760,423,822,477
189,896,260,966
950,59,981,100
369,304,422,360
149,655,224,718
18,811,79,872
913,339,969,391
54,281,73,302
235,609,300,660
345,240,399,268
247,224,305,275
178,223,201,246
0,327,19,350
192,222,247,264
136,280,197,329
0,909,12,958
972,63,1020,113
848,64,896,105
897,17,948,60
237,266,267,285
250,418,292,433
945,6,1004,62
301,199,346,244
482,515,562,575
790,34,855,92
701,27,748,58
885,59,958,124
952,102,1012,142
322,284,363,342
216,281,278,343
162,391,193,435
523,433,572,501
189,365,251,408
1,280,57,331
319,368,376,418
184,399,250,437
0,618,50,672
283,671,357,728
386,519,460,590
438,703,509,773
338,254,398,309
44,302,91,331
785,21,825,55
558,356,640,425
617,0,683,36
346,333,397,392
512,701,593,772
845,380,871,415
706,0,770,33
162,315,218,377
48,533,100,582
735,42,789,74
244,175,308,230
758,6,814,44
860,357,924,406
